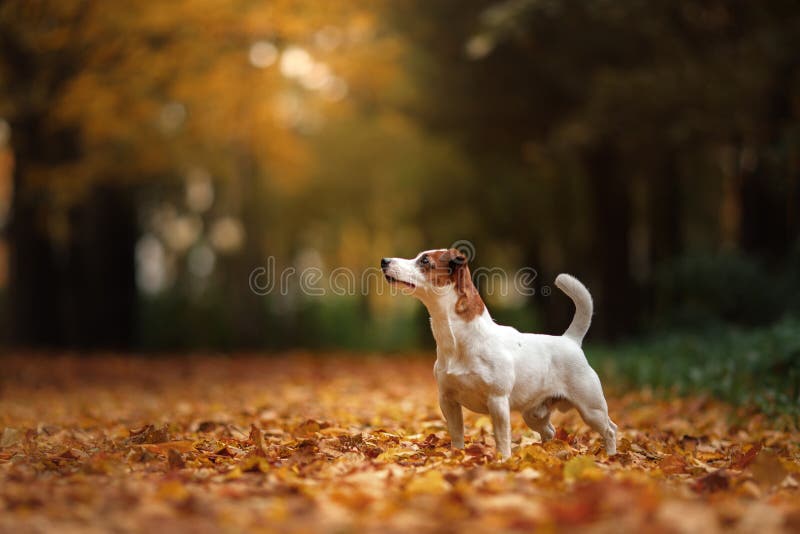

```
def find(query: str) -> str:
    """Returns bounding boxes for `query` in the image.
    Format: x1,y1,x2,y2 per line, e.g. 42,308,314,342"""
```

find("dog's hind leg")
522,404,555,442
569,370,617,455
578,407,617,455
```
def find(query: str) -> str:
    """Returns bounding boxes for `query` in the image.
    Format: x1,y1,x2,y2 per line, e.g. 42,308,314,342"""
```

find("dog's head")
380,249,484,319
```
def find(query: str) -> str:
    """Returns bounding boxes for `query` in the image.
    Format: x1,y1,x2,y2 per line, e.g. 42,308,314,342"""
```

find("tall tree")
0,0,407,347
389,0,800,337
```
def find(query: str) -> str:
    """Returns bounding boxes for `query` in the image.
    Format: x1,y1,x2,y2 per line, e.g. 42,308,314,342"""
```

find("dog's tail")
555,274,593,346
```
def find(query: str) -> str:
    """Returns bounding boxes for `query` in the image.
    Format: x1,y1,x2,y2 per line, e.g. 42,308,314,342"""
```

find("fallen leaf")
294,419,323,437
239,456,271,473
196,421,219,432
564,455,604,481
250,424,268,457
145,440,197,454
750,450,787,487
129,424,169,444
465,442,493,459
0,427,21,448
167,449,185,469
59,448,88,460
157,480,190,502
731,444,761,470
693,470,730,493
659,454,687,475
554,427,570,442
406,469,449,495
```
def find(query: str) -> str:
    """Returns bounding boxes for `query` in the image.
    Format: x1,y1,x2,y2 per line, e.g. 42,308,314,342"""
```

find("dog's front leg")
487,395,512,459
438,394,464,449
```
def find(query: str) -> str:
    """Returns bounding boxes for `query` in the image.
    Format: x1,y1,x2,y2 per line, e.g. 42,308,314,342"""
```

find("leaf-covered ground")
1,354,799,533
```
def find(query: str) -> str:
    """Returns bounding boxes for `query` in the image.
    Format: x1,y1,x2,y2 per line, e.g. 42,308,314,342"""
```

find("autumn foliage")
1,354,798,532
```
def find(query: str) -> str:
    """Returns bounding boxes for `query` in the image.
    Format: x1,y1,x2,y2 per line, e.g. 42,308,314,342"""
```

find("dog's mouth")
384,274,416,289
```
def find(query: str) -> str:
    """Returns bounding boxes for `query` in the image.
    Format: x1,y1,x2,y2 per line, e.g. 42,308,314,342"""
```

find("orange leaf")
659,454,687,475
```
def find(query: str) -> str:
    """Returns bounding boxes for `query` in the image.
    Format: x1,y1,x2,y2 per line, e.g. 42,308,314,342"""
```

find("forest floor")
1,354,799,533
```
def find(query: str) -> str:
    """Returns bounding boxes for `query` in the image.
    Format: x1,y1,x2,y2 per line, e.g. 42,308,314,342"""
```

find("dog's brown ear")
447,252,467,275
447,250,470,296
446,249,482,317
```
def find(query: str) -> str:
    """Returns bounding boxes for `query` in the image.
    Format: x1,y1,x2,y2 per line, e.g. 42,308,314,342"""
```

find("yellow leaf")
318,427,350,436
474,416,492,431
148,440,197,454
226,466,243,480
564,455,604,482
518,445,562,467
0,428,21,448
239,456,271,473
156,480,189,502
377,447,421,462
406,469,449,495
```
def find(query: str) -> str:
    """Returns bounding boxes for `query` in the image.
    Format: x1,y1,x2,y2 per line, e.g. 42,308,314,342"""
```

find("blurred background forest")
1,0,799,396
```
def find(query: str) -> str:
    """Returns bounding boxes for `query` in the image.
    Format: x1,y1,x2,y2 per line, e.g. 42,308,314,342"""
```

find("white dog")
381,249,617,459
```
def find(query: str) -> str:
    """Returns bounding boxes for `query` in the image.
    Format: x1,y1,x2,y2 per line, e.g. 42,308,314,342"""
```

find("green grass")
588,316,800,425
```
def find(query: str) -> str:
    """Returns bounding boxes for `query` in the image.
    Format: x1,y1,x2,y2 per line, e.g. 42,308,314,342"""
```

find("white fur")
383,250,617,459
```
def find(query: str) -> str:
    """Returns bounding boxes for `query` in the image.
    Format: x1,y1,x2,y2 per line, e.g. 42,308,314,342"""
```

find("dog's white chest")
435,360,493,415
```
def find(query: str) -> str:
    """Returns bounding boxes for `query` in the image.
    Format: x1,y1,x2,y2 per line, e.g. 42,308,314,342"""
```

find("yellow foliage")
405,469,449,495
563,455,605,482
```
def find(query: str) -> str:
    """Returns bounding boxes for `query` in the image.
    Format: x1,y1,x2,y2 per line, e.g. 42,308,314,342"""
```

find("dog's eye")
420,255,430,266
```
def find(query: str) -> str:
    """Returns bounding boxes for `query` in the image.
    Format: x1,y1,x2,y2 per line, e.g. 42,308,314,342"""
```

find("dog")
381,248,617,459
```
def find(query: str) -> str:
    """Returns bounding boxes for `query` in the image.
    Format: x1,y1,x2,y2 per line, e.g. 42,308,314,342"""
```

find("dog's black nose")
381,258,390,269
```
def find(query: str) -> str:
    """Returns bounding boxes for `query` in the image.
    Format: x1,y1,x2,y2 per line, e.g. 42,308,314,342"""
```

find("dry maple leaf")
249,424,269,457
693,469,730,493
659,453,687,475
167,449,185,469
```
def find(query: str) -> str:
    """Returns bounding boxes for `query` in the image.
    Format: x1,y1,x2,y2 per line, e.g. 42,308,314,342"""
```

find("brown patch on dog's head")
417,249,455,287
417,248,484,320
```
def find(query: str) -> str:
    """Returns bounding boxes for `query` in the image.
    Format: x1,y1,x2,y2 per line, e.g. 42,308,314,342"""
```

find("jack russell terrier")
381,249,617,459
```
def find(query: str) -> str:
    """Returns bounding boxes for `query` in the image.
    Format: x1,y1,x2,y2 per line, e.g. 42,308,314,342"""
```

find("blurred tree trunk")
790,162,800,246
3,9,69,347
585,144,636,340
739,167,787,261
649,157,682,266
642,156,682,323
740,59,800,261
64,185,138,349
7,116,62,346
8,132,138,348
5,91,137,351
3,5,137,349
229,149,268,348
